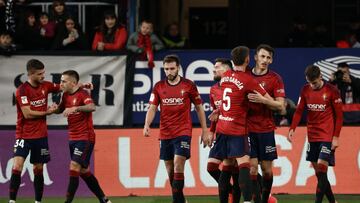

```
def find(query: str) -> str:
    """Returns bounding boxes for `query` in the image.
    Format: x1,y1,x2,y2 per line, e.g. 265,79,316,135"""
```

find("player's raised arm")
143,104,157,137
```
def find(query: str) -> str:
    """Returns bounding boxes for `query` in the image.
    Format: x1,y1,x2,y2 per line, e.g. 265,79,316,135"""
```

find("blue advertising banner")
132,49,360,125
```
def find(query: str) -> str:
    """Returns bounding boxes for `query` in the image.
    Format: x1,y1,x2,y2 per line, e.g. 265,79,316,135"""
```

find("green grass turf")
1,194,359,202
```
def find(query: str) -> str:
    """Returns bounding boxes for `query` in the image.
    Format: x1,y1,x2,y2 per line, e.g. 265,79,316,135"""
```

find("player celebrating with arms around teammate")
207,58,241,203
213,46,273,203
247,44,286,203
10,59,61,203
56,70,111,203
288,65,342,203
143,55,209,203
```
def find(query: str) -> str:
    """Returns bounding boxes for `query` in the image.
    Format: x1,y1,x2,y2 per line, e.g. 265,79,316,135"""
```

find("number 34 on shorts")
14,139,25,148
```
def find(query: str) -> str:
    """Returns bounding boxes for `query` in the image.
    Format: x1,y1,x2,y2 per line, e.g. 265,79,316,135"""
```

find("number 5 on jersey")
223,87,232,111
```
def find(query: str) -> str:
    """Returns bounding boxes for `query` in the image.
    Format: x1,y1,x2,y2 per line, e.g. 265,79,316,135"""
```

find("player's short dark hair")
337,62,349,68
256,44,275,57
62,70,79,83
163,54,180,66
26,59,44,73
215,58,233,69
231,46,249,66
305,65,321,81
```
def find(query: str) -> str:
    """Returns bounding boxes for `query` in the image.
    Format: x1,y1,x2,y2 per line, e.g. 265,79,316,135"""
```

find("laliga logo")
0,156,53,185
313,55,360,81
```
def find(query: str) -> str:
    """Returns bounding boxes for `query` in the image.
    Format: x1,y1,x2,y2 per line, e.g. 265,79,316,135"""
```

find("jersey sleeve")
81,90,94,105
189,82,202,105
149,84,160,106
273,75,286,98
290,88,306,131
16,87,30,107
45,81,61,93
331,87,343,137
58,94,66,113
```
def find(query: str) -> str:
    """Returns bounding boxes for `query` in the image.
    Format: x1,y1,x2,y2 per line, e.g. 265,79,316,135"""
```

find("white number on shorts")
14,139,25,148
222,88,232,111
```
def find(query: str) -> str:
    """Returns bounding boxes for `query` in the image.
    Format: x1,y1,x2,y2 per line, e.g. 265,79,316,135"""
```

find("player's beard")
214,75,221,81
167,72,178,82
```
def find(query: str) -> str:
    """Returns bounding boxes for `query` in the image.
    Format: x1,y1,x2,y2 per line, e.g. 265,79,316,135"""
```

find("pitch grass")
1,194,359,202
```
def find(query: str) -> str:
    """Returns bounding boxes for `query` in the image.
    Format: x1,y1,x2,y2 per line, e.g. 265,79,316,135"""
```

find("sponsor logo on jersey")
307,103,326,111
30,98,46,107
21,96,28,104
162,97,184,105
218,115,234,121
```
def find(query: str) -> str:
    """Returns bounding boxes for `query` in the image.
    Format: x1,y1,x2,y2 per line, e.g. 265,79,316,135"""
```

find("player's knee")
12,160,24,171
250,165,258,175
33,163,43,170
262,168,273,177
69,161,81,172
174,162,185,173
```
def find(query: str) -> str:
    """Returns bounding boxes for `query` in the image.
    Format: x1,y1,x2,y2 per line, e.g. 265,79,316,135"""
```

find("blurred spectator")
127,20,164,68
348,32,360,48
286,17,311,47
162,22,188,49
16,10,44,50
0,31,16,55
92,10,127,51
39,12,55,49
50,0,69,25
310,23,332,47
330,62,360,104
52,16,88,50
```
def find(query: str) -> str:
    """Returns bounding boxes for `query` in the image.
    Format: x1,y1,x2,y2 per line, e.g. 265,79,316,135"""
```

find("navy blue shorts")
69,141,94,168
306,142,335,166
208,133,250,159
160,136,191,160
249,131,278,161
13,137,50,164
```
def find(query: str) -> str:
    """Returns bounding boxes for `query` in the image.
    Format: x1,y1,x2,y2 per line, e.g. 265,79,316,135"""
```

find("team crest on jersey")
260,81,266,88
41,89,45,96
180,89,185,96
322,94,328,101
72,98,77,105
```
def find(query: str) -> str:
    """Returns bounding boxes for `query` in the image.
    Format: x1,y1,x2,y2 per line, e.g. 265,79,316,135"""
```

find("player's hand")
46,103,58,115
200,129,212,148
208,109,219,122
63,107,78,117
287,129,294,143
143,125,150,137
248,90,266,104
331,136,339,150
80,82,94,90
